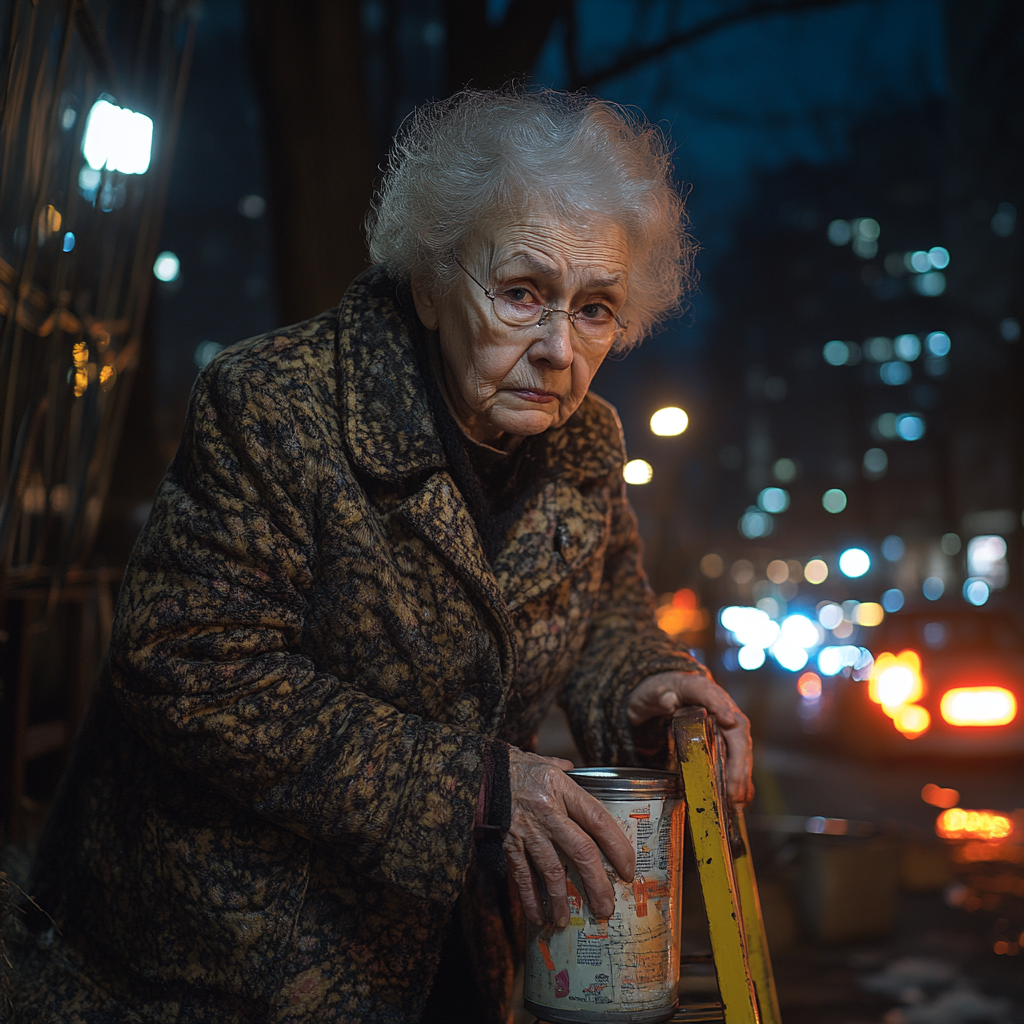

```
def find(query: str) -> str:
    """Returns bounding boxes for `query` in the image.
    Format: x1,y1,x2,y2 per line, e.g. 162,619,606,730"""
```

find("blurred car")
830,607,1024,757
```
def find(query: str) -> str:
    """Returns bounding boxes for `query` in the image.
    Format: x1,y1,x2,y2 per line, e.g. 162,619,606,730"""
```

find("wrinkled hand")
626,670,754,810
503,748,635,928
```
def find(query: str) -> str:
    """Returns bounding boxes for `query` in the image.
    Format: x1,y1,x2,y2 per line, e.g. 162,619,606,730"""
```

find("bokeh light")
822,488,847,513
839,548,870,577
804,558,828,584
153,251,180,282
650,406,689,436
623,459,653,485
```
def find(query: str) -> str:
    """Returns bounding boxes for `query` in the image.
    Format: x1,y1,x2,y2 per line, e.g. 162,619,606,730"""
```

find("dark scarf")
414,329,550,565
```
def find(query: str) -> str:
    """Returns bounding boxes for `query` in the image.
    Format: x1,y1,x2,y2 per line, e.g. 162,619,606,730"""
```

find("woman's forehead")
485,216,631,282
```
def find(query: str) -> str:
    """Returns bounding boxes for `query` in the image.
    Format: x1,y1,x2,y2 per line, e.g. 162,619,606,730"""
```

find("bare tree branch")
572,0,865,91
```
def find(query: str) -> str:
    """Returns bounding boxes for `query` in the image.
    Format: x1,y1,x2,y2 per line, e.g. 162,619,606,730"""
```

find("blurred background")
1,1,1022,1020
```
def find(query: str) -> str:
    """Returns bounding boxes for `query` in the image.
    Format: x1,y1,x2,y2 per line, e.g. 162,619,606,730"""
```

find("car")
829,608,1024,757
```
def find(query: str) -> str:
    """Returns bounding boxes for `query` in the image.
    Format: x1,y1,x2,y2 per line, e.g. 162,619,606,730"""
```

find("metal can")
523,767,685,1024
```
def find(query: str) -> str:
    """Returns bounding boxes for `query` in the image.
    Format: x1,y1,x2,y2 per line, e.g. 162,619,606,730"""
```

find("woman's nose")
529,313,574,369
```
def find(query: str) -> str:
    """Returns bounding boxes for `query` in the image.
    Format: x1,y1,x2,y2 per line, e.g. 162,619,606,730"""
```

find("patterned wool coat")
9,268,706,1023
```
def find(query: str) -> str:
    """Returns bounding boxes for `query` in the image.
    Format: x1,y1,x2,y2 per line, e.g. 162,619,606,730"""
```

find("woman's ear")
410,278,440,331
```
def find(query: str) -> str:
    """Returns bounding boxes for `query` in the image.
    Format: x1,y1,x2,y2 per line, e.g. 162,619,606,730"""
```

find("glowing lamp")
868,650,923,713
940,686,1017,727
893,703,930,738
935,807,1013,842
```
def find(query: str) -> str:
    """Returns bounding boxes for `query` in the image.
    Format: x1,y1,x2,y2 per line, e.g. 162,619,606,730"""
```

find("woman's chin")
489,405,562,438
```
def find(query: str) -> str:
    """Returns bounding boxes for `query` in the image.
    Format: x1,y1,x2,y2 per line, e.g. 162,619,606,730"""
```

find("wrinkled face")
412,213,631,445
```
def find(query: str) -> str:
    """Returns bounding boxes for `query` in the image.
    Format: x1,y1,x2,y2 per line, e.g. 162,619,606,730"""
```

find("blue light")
881,535,904,561
923,576,945,601
757,486,790,513
62,231,75,252
895,414,925,440
925,331,951,357
962,578,990,607
881,588,904,612
839,548,870,578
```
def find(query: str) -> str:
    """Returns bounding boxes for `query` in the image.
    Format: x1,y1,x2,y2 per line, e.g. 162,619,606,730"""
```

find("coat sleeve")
108,350,498,906
558,470,712,768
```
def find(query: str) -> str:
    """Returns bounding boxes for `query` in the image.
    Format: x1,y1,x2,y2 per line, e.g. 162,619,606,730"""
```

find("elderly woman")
10,88,751,1023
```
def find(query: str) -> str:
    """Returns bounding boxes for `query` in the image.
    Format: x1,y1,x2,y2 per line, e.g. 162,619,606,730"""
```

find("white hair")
366,87,695,349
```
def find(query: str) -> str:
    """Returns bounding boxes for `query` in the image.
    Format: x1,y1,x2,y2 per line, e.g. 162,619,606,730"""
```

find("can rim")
566,766,682,796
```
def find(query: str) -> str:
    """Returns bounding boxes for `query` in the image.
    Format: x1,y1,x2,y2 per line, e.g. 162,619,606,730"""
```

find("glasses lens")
490,291,622,343
492,292,542,326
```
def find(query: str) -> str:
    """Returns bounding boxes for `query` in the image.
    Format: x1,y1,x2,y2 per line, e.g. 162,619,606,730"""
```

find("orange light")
869,650,923,714
797,672,822,699
672,588,697,610
940,686,1017,727
921,783,960,809
893,703,930,738
935,807,1013,842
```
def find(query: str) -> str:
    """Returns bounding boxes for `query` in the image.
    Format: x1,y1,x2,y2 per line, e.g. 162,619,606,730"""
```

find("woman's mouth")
509,389,558,404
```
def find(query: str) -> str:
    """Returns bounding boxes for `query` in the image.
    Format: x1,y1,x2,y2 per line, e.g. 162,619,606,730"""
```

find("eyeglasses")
454,257,628,343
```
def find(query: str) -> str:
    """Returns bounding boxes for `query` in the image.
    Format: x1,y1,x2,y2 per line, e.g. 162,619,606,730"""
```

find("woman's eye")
501,286,540,305
578,303,614,322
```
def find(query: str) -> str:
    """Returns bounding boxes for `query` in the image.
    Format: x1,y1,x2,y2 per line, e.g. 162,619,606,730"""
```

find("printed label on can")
525,794,684,1015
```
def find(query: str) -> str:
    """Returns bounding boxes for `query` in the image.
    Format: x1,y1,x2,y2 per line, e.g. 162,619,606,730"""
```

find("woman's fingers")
503,832,546,926
560,782,635,886
505,749,635,925
625,671,754,810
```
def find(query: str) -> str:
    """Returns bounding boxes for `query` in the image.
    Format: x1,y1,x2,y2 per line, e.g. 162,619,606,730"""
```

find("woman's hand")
503,748,635,928
626,671,754,810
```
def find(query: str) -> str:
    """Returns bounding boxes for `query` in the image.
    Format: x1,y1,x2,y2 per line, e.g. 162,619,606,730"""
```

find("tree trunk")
248,0,376,324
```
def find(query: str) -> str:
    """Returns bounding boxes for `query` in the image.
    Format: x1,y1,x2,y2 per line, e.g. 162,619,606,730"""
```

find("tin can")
523,767,685,1024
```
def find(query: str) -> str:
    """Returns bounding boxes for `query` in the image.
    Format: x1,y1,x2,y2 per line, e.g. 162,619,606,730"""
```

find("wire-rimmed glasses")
454,257,628,344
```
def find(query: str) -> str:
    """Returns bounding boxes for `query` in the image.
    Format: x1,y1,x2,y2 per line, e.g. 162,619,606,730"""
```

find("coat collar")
335,266,624,487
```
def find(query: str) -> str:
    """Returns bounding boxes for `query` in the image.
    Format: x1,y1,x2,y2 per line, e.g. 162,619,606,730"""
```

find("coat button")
554,523,571,561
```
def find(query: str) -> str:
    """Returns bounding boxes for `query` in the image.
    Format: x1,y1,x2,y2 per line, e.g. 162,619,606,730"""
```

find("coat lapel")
333,268,627,686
